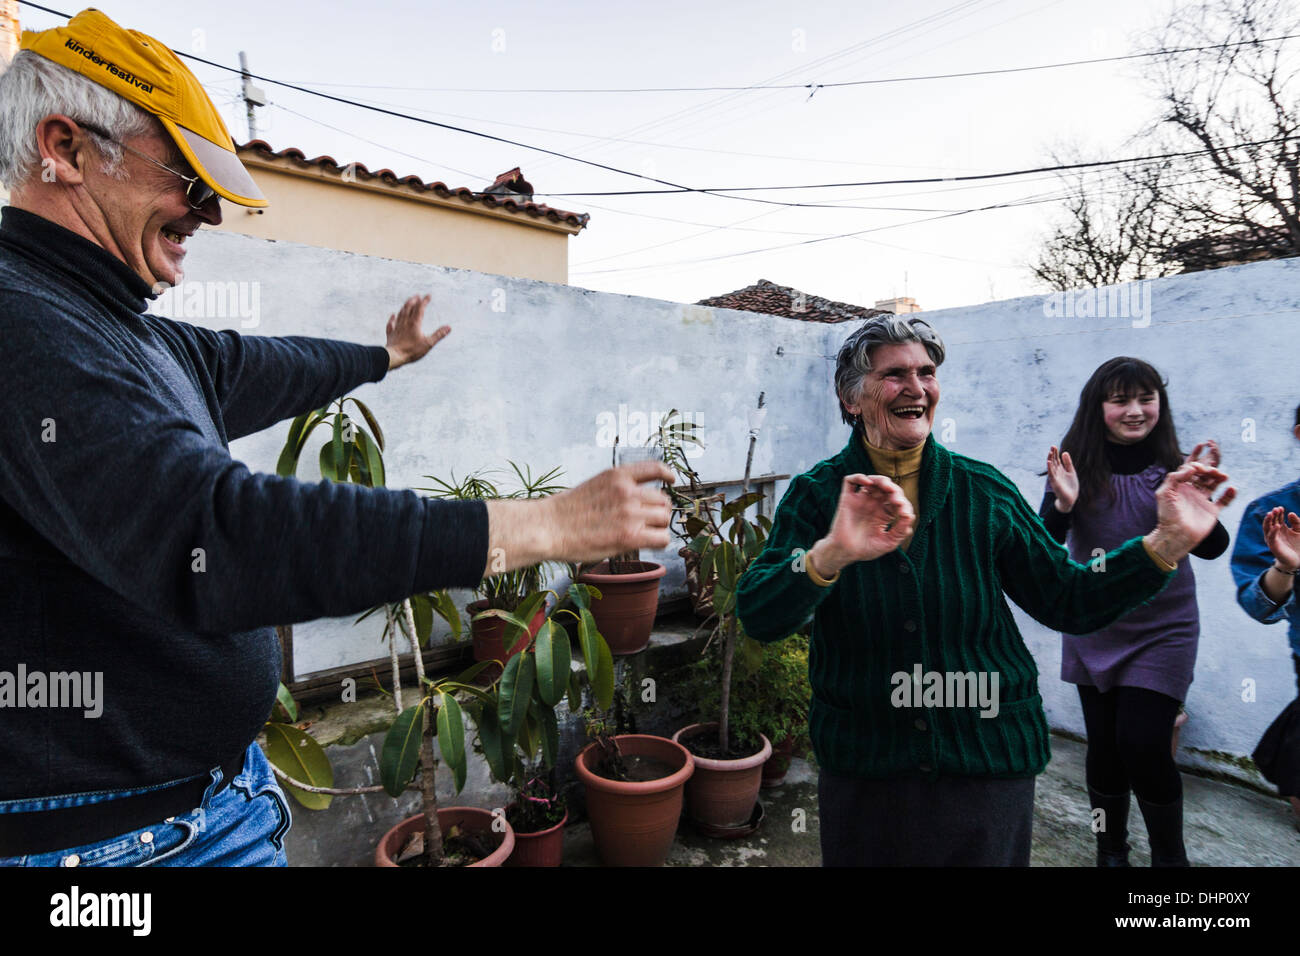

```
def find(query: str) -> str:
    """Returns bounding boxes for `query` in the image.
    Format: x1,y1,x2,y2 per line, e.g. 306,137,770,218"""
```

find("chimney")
1,0,19,66
485,167,535,203
874,296,921,314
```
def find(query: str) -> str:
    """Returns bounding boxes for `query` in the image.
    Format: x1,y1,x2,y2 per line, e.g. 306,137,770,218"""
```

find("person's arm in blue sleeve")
1232,500,1298,624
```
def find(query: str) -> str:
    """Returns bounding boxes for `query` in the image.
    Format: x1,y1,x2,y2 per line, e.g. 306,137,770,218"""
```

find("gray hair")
0,50,157,190
834,315,946,427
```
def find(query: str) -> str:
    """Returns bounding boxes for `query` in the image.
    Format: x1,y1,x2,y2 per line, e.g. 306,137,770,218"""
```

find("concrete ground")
563,733,1300,866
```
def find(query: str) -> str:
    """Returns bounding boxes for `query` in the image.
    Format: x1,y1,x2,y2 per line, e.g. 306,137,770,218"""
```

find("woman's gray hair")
0,51,157,190
834,315,946,426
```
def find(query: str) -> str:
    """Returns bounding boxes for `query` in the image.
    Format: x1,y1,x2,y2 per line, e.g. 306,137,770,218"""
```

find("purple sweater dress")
1039,439,1229,702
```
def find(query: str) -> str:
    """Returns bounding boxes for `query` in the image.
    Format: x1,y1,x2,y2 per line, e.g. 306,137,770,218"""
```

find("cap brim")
161,119,268,208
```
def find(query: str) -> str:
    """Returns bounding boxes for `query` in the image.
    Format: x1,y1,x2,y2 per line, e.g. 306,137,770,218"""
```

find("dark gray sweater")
0,206,487,801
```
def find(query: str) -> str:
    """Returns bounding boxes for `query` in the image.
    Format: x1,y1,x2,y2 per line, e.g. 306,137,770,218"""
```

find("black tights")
1077,685,1183,804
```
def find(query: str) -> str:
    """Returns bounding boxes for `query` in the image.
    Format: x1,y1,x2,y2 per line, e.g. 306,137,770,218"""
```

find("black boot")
1088,786,1131,867
1137,795,1189,867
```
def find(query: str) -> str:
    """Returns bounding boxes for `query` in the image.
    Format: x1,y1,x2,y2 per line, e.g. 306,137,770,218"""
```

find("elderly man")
0,9,671,867
737,315,1234,866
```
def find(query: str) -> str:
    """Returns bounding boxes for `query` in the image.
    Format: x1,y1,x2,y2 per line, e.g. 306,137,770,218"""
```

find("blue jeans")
0,742,291,867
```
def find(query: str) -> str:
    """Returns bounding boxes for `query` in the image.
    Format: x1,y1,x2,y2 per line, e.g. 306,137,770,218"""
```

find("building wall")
171,228,1299,780
212,161,574,283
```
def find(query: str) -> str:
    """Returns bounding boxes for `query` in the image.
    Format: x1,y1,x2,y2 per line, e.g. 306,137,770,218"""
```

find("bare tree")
1031,156,1183,289
1033,0,1300,287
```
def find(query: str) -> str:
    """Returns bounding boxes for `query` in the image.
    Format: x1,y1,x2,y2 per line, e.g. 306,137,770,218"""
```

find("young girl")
1041,357,1228,867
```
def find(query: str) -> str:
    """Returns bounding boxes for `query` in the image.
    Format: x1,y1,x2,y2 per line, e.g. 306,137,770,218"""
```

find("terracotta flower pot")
673,723,771,830
761,734,797,788
504,806,568,867
574,734,694,866
374,807,515,868
468,599,546,680
575,561,665,655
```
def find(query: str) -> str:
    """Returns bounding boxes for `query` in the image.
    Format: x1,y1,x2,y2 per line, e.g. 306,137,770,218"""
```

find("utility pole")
238,51,267,141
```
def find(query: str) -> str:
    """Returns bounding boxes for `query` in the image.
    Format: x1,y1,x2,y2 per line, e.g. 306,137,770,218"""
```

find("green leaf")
567,582,592,611
429,590,462,640
379,703,425,797
355,427,385,488
715,544,737,589
346,397,385,452
712,583,733,618
721,491,764,522
521,704,541,762
262,723,333,810
538,704,559,769
476,706,511,783
738,634,764,676
410,593,433,647
453,659,495,685
276,412,312,476
699,546,716,584
293,409,329,457
757,514,773,534
688,532,710,554
507,592,548,655
274,682,298,723
331,411,345,480
498,652,535,736
318,440,337,482
534,618,571,707
435,681,496,707
579,609,614,712
436,692,467,794
684,516,707,537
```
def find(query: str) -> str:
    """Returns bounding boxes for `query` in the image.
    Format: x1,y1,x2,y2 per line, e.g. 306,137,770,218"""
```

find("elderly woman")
736,316,1234,866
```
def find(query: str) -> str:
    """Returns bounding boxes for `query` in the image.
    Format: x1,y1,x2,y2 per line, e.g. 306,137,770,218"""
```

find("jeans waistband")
0,749,248,857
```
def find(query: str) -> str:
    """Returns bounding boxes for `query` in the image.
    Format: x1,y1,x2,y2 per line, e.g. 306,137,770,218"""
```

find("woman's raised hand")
1262,506,1300,572
1046,446,1079,512
810,474,916,577
1146,462,1235,565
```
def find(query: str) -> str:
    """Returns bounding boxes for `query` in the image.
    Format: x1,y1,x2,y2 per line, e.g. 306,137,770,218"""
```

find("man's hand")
482,462,675,577
385,294,450,371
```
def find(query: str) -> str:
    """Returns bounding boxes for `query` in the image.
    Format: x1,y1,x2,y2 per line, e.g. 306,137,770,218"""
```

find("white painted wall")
173,229,1298,776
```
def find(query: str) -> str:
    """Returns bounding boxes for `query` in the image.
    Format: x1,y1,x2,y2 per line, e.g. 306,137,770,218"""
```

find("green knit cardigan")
736,432,1174,780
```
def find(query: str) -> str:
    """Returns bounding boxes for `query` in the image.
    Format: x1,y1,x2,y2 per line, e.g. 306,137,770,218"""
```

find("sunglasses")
76,121,217,211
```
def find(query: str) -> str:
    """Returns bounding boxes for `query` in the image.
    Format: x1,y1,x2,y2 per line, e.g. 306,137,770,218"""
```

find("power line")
536,135,1300,198
263,35,1300,96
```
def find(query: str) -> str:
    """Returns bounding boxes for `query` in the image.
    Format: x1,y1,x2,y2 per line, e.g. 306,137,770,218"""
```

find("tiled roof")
236,141,590,229
697,279,888,323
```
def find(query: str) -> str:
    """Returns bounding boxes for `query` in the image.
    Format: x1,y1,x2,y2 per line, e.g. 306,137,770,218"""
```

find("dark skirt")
1252,654,1300,797
818,769,1036,866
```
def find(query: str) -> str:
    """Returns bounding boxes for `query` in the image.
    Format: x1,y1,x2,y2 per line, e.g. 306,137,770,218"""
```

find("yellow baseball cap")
21,8,267,207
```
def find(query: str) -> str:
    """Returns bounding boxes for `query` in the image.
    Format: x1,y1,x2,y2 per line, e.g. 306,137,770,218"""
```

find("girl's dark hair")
1058,357,1184,511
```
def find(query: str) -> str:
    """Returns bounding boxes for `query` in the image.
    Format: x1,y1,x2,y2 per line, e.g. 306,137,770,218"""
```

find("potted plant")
419,464,566,677
272,397,515,866
575,441,671,654
573,707,695,867
468,581,614,866
682,633,812,789
658,401,784,833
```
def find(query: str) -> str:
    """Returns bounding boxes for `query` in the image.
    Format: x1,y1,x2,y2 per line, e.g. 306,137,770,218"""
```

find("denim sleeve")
1231,500,1297,624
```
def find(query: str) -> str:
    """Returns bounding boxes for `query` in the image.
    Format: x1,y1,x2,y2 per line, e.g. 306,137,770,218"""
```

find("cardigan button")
900,564,911,574
903,620,916,632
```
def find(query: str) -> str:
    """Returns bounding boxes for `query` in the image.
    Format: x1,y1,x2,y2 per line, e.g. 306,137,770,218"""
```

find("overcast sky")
18,0,1197,310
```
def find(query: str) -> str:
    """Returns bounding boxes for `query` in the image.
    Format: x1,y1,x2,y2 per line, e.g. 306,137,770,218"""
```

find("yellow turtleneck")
861,433,924,553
